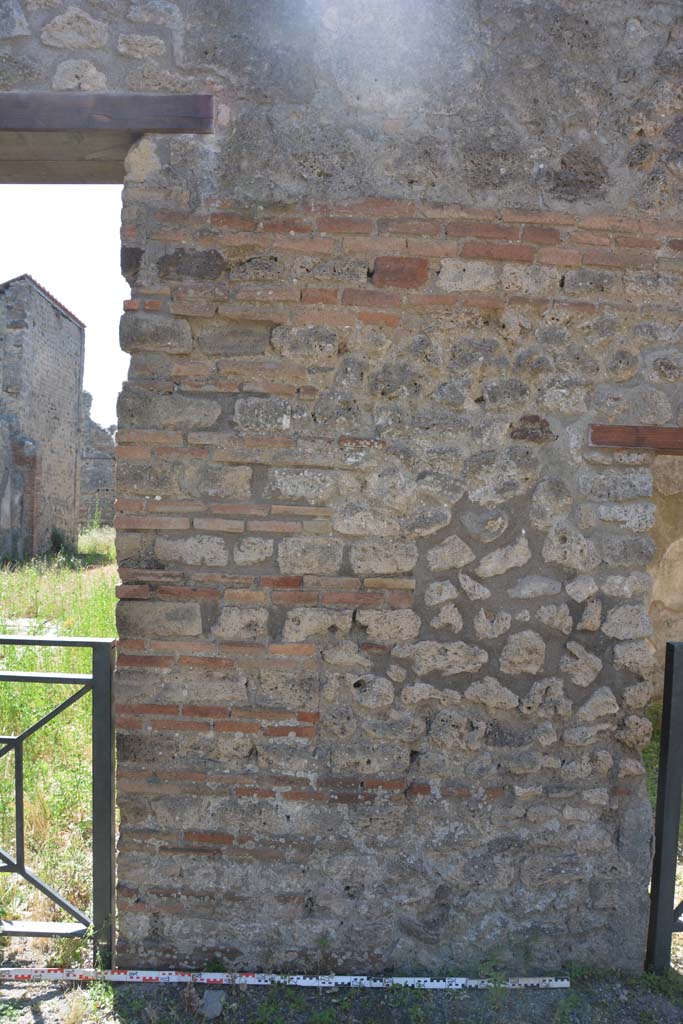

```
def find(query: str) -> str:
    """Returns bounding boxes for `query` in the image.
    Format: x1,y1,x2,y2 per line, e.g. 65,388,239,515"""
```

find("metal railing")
646,641,683,972
0,635,115,966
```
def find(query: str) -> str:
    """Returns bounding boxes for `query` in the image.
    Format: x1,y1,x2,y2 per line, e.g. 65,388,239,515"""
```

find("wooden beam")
0,130,135,183
0,93,213,134
590,424,683,455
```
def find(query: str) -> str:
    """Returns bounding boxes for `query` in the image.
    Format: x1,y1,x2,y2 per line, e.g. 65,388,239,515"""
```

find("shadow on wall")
650,456,683,680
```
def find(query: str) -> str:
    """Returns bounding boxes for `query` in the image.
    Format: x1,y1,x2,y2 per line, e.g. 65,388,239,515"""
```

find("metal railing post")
91,640,115,968
646,641,683,972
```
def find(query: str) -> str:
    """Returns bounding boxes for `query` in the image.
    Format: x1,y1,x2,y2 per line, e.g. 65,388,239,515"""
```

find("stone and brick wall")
0,275,84,556
112,198,681,972
3,0,683,975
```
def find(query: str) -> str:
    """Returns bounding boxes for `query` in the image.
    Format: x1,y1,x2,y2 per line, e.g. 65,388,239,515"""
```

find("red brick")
262,720,317,737
116,428,184,444
182,704,231,718
301,287,338,304
297,711,320,723
115,702,181,716
115,445,152,462
459,293,506,311
358,310,401,327
271,590,319,606
580,248,649,269
461,240,535,263
669,239,683,252
115,514,191,531
535,247,583,267
378,218,441,237
123,299,140,311
321,197,416,217
259,217,313,234
234,786,276,798
522,225,562,245
570,230,611,246
169,301,216,317
184,830,235,845
193,517,245,532
371,256,429,289
177,656,234,669
116,584,150,600
155,446,209,460
282,788,326,802
447,220,519,240
115,498,145,512
342,288,401,308
157,585,222,602
406,783,431,797
221,589,268,605
117,638,145,652
318,216,374,235
303,575,360,590
502,209,576,226
208,503,267,517
270,505,332,518
268,643,317,657
210,213,255,230
615,234,661,249
150,718,210,732
386,590,415,608
117,654,175,669
443,785,470,799
260,234,335,255
247,519,302,534
261,576,303,589
215,721,261,734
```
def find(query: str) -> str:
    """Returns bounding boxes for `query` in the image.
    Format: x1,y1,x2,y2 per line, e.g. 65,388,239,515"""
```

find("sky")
0,184,130,428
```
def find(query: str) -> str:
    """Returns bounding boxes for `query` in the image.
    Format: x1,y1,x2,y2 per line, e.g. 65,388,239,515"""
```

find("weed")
63,986,89,1024
0,998,23,1022
552,991,581,1023
480,957,509,1013
89,978,115,1016
632,968,683,1001
50,527,76,558
254,988,288,1023
309,1009,339,1024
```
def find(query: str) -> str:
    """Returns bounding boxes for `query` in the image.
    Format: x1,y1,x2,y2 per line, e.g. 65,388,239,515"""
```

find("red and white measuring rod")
0,968,570,990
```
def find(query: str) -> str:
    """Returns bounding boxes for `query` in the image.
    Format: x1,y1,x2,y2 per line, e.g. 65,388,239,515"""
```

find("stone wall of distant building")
0,274,84,558
80,392,115,528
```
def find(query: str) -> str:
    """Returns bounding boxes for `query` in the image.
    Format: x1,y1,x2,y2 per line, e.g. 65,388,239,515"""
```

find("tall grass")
0,528,117,959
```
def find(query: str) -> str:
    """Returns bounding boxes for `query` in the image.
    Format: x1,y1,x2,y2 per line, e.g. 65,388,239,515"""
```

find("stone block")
213,606,269,641
117,600,202,638
120,313,193,354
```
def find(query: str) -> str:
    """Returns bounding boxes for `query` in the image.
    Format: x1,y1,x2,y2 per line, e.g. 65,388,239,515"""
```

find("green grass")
0,528,117,955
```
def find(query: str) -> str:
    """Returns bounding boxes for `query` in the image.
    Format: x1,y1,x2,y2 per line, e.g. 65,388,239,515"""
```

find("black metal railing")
646,641,683,972
0,635,114,966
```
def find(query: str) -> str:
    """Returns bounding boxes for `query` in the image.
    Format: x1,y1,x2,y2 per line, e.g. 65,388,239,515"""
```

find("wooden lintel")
0,92,214,134
590,424,683,455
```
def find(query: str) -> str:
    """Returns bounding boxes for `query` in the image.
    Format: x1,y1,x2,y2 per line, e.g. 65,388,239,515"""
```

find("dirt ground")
2,970,683,1024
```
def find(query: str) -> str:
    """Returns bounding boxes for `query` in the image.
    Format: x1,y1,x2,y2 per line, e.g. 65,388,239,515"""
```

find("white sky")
0,184,130,428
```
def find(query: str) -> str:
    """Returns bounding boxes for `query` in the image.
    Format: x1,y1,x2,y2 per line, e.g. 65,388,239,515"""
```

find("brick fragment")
371,256,429,289
461,241,535,263
342,288,402,308
447,221,519,240
522,225,562,245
